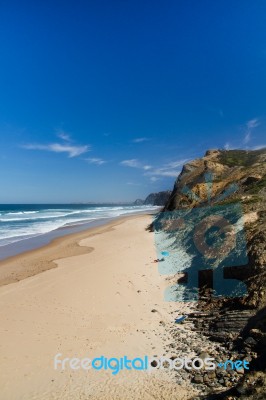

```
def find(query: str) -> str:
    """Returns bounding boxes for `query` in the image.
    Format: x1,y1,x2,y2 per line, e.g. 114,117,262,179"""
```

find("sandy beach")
0,214,197,400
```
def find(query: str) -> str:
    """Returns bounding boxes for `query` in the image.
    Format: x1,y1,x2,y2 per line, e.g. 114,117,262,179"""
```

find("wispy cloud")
243,118,260,144
224,119,261,150
121,157,190,178
145,158,189,177
224,142,231,150
57,131,72,141
247,118,260,129
22,131,90,158
121,159,151,170
150,176,160,182
22,142,90,158
145,168,180,177
249,144,266,150
121,159,141,168
243,132,251,145
164,159,189,169
86,157,106,165
132,137,149,143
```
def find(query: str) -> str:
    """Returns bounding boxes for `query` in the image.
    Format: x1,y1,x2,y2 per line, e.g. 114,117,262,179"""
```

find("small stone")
244,336,257,347
150,360,158,367
198,351,209,360
193,375,203,384
237,368,245,375
207,371,216,380
170,355,177,360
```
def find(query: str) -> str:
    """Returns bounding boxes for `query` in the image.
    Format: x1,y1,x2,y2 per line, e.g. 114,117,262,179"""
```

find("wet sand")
0,214,196,400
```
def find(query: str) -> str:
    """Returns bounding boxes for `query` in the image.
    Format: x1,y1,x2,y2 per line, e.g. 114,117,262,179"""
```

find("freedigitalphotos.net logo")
153,173,248,301
54,354,250,375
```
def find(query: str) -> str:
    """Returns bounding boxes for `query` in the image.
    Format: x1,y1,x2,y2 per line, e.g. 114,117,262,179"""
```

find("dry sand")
0,215,197,400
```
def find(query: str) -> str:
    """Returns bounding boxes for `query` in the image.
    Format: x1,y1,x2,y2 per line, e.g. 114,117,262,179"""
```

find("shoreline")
0,213,153,287
0,207,159,261
0,213,197,400
0,213,236,399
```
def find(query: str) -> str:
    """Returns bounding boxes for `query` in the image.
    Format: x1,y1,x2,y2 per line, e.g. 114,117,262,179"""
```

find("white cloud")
144,158,189,178
145,168,181,177
121,159,141,168
164,159,189,169
22,142,90,158
86,157,106,165
121,157,190,179
243,118,260,144
243,132,251,145
150,176,160,182
57,131,71,141
224,142,231,150
246,118,260,129
121,159,151,169
132,137,149,143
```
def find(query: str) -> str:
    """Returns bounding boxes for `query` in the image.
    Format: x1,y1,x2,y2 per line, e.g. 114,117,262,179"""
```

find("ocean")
0,204,158,258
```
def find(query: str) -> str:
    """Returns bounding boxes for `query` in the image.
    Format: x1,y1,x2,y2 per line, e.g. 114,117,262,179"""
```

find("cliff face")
164,148,266,212
160,149,266,397
163,148,266,309
144,191,171,206
133,199,144,205
134,190,171,206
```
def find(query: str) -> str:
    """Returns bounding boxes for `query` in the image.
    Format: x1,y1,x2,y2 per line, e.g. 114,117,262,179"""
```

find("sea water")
0,204,158,258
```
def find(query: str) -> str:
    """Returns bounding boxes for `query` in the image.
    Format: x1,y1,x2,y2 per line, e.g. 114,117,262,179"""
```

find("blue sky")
0,0,265,203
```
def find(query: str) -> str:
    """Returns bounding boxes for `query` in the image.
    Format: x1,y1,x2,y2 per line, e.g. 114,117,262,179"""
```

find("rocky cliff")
133,199,144,206
158,148,266,398
144,190,171,206
163,148,266,303
164,148,266,212
134,190,171,206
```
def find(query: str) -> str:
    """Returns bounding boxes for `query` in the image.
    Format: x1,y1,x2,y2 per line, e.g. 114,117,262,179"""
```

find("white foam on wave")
0,205,159,247
0,210,83,222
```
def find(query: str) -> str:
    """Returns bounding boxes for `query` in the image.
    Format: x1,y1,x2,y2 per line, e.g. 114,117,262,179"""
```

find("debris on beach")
175,315,187,323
